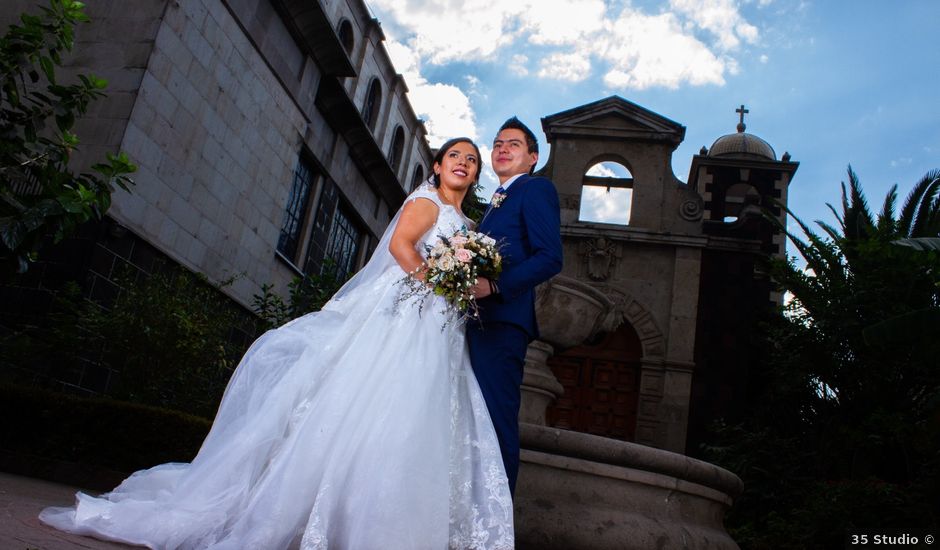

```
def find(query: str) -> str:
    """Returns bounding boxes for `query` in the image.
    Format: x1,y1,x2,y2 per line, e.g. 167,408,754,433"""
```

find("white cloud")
586,164,616,177
669,0,760,50
411,83,479,146
385,39,479,146
367,0,764,149
368,0,759,92
477,144,498,192
537,52,591,81
579,186,632,225
367,0,525,64
890,157,913,168
760,54,769,63
522,0,608,45
384,39,419,77
510,54,530,77
596,10,727,90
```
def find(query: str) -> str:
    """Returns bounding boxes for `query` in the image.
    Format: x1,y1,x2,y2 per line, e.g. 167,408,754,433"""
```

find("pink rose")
455,248,473,263
450,235,468,246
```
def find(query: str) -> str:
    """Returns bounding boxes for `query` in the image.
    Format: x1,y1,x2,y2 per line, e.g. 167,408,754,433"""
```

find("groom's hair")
497,117,539,156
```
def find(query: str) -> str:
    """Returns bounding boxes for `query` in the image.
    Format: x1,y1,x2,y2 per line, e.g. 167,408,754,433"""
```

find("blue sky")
366,0,939,244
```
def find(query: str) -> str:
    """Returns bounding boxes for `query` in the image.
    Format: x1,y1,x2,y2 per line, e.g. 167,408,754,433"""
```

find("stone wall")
2,0,433,309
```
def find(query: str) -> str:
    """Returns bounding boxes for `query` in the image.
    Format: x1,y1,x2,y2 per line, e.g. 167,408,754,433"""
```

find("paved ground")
0,472,138,550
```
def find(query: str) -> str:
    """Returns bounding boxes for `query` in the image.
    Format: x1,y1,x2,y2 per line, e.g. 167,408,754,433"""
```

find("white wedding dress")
39,183,515,549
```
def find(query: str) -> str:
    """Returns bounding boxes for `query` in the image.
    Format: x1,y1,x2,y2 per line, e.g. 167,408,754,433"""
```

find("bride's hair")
431,137,483,187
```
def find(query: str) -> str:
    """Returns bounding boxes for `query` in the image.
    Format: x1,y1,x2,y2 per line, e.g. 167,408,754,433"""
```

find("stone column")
520,340,563,425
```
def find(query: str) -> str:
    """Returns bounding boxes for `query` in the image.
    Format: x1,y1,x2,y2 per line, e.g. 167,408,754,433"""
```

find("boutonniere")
491,191,507,208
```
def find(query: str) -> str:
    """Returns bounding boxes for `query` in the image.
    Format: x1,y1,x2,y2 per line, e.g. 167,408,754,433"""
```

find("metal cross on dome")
736,104,749,132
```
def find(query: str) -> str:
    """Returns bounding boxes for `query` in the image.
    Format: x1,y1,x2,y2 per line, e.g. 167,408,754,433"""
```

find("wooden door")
546,324,642,441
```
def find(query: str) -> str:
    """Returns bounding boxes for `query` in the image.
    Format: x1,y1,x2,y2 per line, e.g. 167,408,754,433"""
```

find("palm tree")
811,166,939,246
723,167,940,545
773,163,939,339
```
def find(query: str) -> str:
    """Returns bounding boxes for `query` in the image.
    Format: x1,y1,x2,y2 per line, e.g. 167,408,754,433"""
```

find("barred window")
304,180,364,279
277,157,316,259
323,206,362,279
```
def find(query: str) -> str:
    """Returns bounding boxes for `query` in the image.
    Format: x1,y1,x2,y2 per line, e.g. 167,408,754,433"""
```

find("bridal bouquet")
401,227,502,319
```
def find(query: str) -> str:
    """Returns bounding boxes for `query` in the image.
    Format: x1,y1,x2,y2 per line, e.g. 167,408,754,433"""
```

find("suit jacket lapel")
482,174,528,228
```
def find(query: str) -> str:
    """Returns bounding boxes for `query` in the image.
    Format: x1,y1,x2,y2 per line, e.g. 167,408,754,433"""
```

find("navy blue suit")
468,174,563,495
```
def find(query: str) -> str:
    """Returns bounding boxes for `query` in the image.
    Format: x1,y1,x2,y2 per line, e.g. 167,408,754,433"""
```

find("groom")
469,117,563,496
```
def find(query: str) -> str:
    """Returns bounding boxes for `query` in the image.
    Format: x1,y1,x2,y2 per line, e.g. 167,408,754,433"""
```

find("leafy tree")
1,0,136,274
708,167,940,549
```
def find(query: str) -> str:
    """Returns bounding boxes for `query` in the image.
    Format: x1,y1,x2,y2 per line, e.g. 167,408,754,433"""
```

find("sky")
364,0,940,246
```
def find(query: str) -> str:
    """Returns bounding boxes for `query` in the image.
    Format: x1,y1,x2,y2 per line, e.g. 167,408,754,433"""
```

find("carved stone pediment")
542,96,686,145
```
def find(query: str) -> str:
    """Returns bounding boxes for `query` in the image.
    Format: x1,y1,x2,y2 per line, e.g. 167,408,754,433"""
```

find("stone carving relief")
560,193,581,211
679,195,704,221
579,237,621,281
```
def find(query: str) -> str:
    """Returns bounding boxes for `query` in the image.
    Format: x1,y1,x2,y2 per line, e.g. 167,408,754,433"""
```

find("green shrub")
253,263,346,330
0,267,255,418
1,383,210,475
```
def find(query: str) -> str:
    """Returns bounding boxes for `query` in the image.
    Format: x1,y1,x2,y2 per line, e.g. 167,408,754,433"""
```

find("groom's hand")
471,277,492,299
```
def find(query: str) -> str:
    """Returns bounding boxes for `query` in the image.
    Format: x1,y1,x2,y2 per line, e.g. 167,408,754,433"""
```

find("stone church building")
1,0,432,391
525,97,797,456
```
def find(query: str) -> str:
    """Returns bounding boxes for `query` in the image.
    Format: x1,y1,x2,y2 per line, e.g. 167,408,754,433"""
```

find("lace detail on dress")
300,486,329,550
448,355,515,549
410,182,470,252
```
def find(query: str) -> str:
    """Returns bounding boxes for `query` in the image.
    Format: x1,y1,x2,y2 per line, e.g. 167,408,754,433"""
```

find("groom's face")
491,128,538,182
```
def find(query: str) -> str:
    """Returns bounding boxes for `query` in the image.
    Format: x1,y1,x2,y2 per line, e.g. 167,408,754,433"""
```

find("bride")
39,138,515,549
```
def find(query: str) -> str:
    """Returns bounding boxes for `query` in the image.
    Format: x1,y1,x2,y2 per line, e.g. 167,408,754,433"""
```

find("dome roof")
707,106,776,160
709,130,776,160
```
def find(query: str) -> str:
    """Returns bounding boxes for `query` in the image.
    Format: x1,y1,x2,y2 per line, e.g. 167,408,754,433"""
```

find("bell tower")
685,106,799,452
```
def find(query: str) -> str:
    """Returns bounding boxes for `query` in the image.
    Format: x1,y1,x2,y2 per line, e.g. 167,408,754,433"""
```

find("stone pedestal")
520,341,562,425
515,425,742,550
521,276,620,427
516,275,742,548
535,276,619,349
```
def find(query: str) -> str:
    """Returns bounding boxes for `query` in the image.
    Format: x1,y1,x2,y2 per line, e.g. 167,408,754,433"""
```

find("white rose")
438,255,456,271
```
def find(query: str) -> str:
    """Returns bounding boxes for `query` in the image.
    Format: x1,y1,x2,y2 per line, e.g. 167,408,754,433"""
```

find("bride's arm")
389,198,438,280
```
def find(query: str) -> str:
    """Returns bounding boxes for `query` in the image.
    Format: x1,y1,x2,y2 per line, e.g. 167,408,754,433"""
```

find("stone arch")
579,155,635,226
582,153,636,177
535,276,664,361
541,282,664,443
389,125,405,172
720,182,761,223
410,164,424,191
361,78,382,130
603,285,665,361
337,19,354,55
